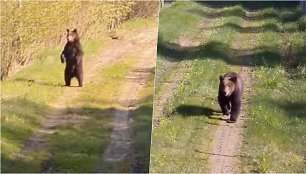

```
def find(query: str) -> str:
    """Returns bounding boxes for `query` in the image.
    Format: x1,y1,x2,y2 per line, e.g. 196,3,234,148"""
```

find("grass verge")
241,7,306,172
47,57,135,172
150,2,243,172
1,39,104,172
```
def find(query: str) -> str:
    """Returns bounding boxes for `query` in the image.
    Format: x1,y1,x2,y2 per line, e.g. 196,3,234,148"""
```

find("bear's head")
219,75,237,97
66,29,79,42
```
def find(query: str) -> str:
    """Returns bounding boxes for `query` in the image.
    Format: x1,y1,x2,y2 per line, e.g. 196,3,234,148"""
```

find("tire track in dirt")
152,40,197,128
11,26,157,172
152,62,190,128
208,11,255,173
153,15,220,128
99,26,158,173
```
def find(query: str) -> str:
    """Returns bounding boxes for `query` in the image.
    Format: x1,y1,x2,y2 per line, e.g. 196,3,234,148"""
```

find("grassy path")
151,1,305,173
20,28,136,170
208,10,255,173
2,39,103,172
150,2,239,172
153,56,192,128
98,27,158,173
2,19,158,173
43,26,157,172
153,4,222,128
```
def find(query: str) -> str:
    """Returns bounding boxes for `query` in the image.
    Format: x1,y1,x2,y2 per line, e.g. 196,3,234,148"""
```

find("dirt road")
100,27,158,173
208,11,255,173
13,24,158,172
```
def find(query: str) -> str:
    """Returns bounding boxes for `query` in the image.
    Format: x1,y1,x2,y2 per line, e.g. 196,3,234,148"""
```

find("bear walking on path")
218,72,243,123
61,29,84,87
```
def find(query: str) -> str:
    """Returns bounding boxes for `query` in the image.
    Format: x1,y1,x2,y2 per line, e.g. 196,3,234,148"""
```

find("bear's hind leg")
64,69,71,86
76,68,83,87
229,98,241,122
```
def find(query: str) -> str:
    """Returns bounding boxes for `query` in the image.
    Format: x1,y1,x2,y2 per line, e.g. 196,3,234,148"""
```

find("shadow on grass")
197,1,300,10
1,98,45,143
204,22,284,33
189,9,302,33
130,104,153,173
157,36,292,67
191,1,303,30
12,78,62,87
195,149,251,158
175,105,232,124
175,105,220,117
176,105,215,116
2,95,153,173
271,100,306,118
1,97,48,173
1,156,40,173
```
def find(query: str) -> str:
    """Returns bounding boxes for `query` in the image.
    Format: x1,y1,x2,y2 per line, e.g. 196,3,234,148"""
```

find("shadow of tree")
204,22,284,34
270,100,306,118
189,1,303,32
1,94,153,173
12,78,62,87
197,1,301,11
157,37,290,67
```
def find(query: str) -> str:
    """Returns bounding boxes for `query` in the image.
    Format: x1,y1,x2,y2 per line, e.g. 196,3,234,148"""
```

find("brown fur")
60,29,83,87
218,72,243,122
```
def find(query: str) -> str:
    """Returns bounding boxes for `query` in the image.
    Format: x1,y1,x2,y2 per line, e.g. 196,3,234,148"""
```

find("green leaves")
1,1,141,80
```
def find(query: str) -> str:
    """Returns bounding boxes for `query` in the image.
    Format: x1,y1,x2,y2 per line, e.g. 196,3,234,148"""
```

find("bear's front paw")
61,54,66,63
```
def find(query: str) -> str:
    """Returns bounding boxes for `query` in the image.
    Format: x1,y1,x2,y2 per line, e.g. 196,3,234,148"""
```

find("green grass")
46,45,155,172
151,1,306,173
150,2,243,172
47,57,135,173
131,73,155,173
240,10,306,172
2,16,157,172
150,59,232,173
1,18,156,172
119,17,157,31
1,39,104,173
242,67,306,173
158,1,205,43
116,17,158,39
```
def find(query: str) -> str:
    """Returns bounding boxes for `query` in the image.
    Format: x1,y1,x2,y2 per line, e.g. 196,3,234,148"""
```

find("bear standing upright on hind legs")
218,72,243,123
61,29,84,87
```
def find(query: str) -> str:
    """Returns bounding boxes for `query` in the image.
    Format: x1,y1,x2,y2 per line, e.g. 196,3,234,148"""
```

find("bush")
1,1,158,80
298,15,306,31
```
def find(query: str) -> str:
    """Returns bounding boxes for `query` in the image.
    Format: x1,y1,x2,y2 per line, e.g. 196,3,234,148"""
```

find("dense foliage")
1,1,159,80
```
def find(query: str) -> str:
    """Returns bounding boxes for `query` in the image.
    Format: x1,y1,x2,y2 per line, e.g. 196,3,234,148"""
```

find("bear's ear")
219,76,224,81
72,29,77,33
230,76,237,82
67,29,69,33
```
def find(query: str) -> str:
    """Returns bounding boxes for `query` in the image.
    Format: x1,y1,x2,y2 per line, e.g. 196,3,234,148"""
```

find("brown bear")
60,29,83,87
218,72,243,123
